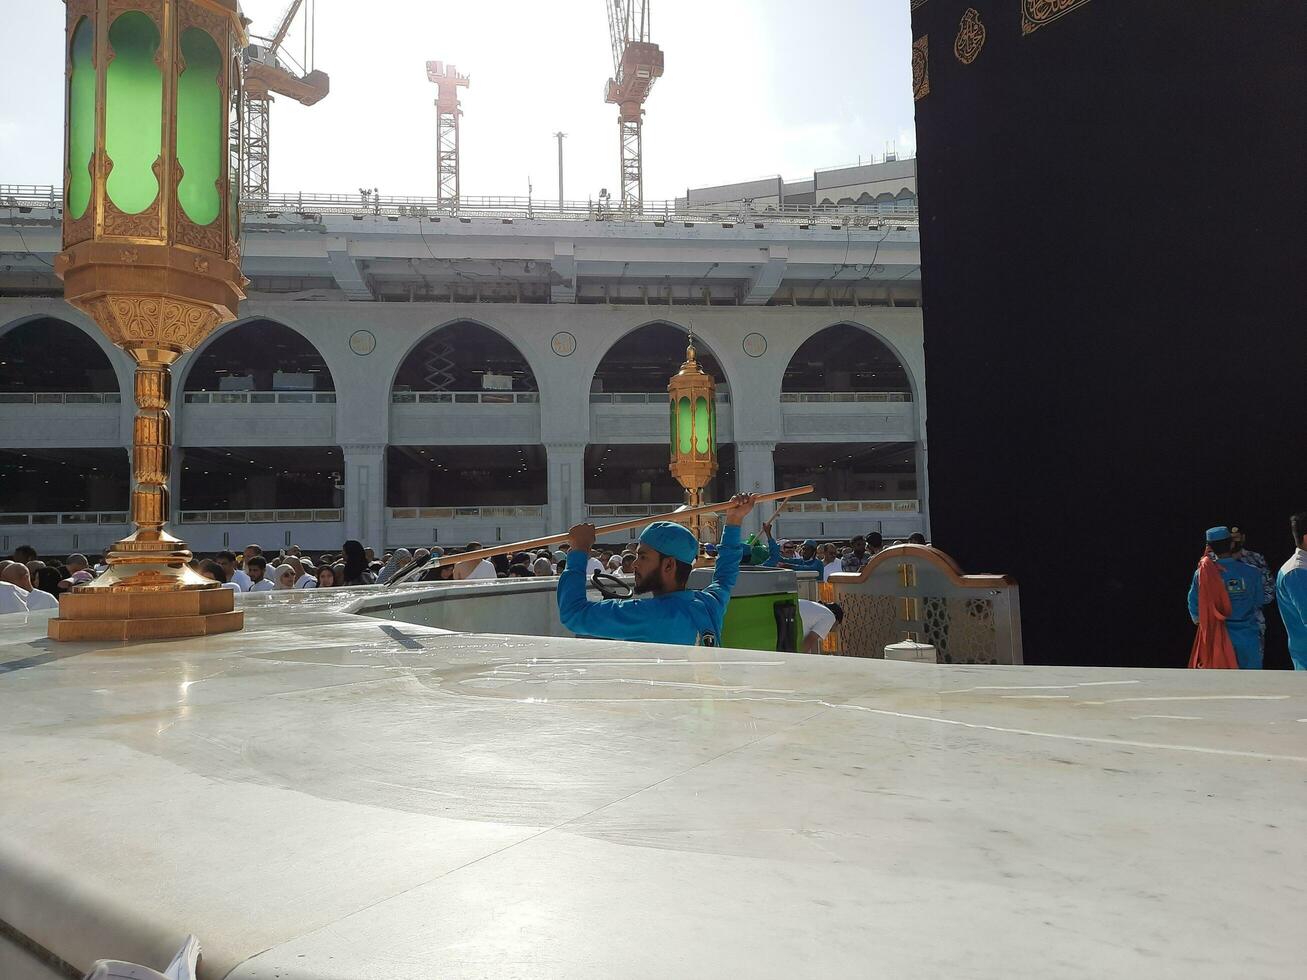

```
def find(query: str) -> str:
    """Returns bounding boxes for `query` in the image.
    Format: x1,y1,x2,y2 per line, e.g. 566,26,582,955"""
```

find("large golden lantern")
667,336,717,544
49,0,248,641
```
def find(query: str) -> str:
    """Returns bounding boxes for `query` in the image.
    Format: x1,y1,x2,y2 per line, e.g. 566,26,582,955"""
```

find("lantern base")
48,528,245,642
48,587,242,642
74,528,215,593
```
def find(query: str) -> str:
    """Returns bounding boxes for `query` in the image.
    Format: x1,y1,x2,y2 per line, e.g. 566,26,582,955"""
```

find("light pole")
50,0,247,641
554,131,566,210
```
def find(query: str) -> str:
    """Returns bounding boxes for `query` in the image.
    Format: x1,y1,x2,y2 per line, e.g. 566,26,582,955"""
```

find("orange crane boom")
239,0,330,198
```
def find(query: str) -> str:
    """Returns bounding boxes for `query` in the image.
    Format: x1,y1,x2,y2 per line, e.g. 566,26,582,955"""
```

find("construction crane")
604,0,664,211
425,62,470,208
240,0,330,200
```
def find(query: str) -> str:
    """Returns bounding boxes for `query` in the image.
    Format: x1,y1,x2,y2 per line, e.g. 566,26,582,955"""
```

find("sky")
0,0,917,202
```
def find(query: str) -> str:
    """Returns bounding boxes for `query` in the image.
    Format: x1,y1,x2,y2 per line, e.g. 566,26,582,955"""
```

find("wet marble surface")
1,590,1305,979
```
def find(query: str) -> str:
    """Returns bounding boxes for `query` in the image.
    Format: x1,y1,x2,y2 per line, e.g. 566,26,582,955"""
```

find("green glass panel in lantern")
708,395,716,450
669,398,677,455
105,12,162,215
677,396,693,454
694,396,711,453
66,16,95,220
176,28,223,225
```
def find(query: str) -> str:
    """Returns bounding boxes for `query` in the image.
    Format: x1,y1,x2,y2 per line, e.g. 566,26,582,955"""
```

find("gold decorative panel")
954,8,986,64
912,36,930,101
1022,0,1093,36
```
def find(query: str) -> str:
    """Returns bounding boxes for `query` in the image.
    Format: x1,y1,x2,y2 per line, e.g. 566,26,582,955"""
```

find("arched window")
783,324,910,394
394,321,536,393
184,319,334,392
0,318,118,392
592,322,724,394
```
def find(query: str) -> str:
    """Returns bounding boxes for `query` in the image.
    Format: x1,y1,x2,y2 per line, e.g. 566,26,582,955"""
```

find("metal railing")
589,391,731,404
390,391,538,405
388,505,546,519
0,511,128,526
585,503,682,518
783,499,919,513
179,509,343,524
0,392,122,404
182,391,337,404
779,392,911,403
2,184,918,229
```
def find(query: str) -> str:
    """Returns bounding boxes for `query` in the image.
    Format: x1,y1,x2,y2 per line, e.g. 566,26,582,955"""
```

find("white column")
546,442,586,531
734,440,775,538
341,443,386,549
168,448,184,530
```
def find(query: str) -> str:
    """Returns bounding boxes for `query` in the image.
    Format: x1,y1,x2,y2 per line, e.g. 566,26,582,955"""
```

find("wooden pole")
388,485,815,584
763,498,791,527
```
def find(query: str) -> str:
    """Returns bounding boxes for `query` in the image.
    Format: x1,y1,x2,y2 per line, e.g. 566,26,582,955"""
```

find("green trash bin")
687,566,802,652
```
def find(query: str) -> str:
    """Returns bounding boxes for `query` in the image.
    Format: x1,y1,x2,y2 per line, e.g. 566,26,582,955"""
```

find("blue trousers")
1229,626,1263,670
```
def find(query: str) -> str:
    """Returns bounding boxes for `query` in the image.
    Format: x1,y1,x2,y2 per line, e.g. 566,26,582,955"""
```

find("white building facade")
0,188,924,555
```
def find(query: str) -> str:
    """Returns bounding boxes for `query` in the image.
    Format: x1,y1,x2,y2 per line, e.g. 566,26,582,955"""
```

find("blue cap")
1206,526,1231,542
704,543,718,555
638,521,698,565
801,539,817,549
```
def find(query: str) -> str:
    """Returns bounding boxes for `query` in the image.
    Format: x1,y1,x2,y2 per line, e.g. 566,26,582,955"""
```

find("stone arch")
781,322,915,399
0,313,130,395
391,318,540,393
179,315,337,392
588,319,735,395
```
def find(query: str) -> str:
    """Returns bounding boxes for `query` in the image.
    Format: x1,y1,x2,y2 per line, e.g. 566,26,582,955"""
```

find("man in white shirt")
0,582,29,614
217,550,251,591
246,556,276,592
798,599,843,654
1,561,58,611
821,544,843,581
453,542,497,580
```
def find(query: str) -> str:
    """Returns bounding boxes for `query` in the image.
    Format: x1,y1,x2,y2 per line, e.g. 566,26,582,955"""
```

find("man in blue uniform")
1187,526,1267,669
1275,511,1307,671
760,522,828,580
557,493,757,646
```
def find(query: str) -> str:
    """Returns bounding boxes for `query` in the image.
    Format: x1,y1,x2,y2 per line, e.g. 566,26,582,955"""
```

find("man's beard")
633,571,665,596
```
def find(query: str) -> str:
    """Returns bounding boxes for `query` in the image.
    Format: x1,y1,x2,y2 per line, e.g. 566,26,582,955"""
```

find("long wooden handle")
393,485,814,581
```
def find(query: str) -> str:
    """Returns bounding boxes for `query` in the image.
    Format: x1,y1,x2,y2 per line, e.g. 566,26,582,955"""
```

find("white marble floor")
1,593,1304,979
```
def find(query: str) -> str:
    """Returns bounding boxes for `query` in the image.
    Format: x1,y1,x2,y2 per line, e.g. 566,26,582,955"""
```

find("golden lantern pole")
667,331,718,547
49,0,249,641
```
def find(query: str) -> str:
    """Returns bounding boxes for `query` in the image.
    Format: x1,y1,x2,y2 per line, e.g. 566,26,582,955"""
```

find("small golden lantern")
667,334,717,544
49,0,248,641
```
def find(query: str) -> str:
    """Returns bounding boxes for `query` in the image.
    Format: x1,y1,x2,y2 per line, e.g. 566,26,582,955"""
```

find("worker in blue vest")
760,522,829,580
557,493,757,646
1275,510,1307,671
1187,526,1267,669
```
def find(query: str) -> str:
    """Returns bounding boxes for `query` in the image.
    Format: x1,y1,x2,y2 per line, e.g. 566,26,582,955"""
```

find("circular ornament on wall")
349,329,376,356
742,332,768,357
551,331,577,357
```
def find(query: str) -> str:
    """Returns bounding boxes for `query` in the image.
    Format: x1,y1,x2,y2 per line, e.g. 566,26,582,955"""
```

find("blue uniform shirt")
1187,557,1267,668
764,538,827,579
557,525,743,645
1276,549,1307,670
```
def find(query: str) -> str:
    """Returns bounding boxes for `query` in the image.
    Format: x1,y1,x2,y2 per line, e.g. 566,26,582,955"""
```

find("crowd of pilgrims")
0,530,912,613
